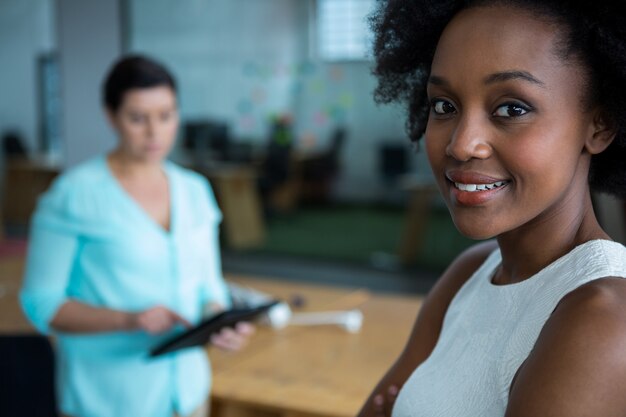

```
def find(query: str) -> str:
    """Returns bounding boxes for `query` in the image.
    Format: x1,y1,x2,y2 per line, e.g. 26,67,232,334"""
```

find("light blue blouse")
20,156,231,417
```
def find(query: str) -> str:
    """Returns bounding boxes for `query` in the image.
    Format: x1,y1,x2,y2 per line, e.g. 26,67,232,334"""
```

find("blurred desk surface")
0,257,34,333
2,160,61,228
0,258,422,417
397,178,440,266
210,276,421,417
190,163,266,250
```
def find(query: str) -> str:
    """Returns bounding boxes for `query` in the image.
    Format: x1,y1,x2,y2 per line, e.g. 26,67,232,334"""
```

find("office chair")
0,335,58,416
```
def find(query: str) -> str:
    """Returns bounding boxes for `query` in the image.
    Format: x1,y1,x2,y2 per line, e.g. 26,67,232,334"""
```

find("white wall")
291,61,428,200
129,0,301,138
128,0,429,200
0,0,124,170
0,0,430,200
57,0,123,167
0,0,55,153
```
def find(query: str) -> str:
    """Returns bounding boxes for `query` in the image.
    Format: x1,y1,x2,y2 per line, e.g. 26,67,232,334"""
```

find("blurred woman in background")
20,55,253,417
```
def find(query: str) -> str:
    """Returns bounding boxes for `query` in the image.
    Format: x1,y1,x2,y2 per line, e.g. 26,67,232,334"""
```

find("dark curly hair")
370,0,626,198
102,55,177,112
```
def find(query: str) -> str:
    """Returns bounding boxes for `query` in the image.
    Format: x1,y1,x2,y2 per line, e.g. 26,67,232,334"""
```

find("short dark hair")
102,54,177,112
370,0,626,198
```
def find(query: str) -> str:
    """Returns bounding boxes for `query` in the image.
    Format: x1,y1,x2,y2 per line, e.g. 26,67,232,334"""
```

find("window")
316,0,376,61
38,53,62,157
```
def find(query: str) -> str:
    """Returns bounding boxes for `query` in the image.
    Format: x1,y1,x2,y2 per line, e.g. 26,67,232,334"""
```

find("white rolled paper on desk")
226,282,364,332
288,309,363,333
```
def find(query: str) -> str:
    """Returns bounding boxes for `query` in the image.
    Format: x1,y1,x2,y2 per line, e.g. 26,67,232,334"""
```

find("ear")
585,110,616,155
105,108,119,130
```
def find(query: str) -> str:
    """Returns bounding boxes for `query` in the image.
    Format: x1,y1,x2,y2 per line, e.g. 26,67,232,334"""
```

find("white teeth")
454,181,507,192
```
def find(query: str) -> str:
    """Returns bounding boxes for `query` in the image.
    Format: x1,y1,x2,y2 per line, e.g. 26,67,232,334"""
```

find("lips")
445,170,510,206
454,181,507,192
145,145,163,152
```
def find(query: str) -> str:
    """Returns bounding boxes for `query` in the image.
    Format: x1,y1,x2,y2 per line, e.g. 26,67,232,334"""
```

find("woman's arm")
357,240,498,417
20,187,79,334
20,177,190,335
50,300,190,334
505,277,626,417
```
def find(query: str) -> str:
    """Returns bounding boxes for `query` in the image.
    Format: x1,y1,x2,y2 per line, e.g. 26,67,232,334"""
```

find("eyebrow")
428,71,545,87
484,71,545,87
427,75,448,86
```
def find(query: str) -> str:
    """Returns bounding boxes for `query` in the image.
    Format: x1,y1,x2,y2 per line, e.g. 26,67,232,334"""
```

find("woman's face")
107,86,179,164
425,6,597,240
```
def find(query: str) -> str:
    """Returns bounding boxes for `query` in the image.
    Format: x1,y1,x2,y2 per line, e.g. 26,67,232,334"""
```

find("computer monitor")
183,120,230,160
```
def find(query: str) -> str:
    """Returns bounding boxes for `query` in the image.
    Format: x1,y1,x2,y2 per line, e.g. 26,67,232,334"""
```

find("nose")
145,117,157,139
445,113,493,161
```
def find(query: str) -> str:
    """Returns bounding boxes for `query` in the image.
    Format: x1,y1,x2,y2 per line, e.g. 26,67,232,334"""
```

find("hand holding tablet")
150,301,279,357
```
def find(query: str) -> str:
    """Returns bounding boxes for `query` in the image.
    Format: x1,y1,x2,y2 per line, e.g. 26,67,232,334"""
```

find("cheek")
501,123,592,232
424,133,451,193
161,119,178,137
505,141,550,175
503,128,583,193
424,125,447,168
118,124,145,144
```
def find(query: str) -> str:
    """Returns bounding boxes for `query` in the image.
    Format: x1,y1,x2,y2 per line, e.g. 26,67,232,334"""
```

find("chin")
138,152,167,163
451,216,500,241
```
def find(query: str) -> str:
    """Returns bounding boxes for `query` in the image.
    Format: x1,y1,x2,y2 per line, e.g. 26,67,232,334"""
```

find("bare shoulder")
361,240,500,417
401,240,498,361
428,239,498,301
506,277,626,417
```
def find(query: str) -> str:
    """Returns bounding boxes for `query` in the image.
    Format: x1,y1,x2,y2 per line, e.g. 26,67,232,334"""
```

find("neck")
107,149,164,181
494,189,610,285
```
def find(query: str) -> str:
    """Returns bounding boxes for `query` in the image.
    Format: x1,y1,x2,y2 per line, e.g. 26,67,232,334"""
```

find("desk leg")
397,190,436,266
211,401,328,417
211,400,279,417
210,173,266,249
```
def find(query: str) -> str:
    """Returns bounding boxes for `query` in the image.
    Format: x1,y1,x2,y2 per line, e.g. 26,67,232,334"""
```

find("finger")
137,314,156,333
174,313,192,328
212,328,245,351
210,333,241,351
235,321,256,335
373,394,385,417
220,327,245,347
160,308,191,328
228,327,252,348
149,317,169,334
384,384,399,416
145,310,178,334
208,303,225,313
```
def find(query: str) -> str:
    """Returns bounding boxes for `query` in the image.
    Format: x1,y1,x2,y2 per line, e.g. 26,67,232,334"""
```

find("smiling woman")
356,2,626,417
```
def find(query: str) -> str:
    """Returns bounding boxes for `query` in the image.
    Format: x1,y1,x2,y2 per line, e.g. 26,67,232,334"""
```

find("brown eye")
493,103,530,118
128,114,145,123
432,100,456,115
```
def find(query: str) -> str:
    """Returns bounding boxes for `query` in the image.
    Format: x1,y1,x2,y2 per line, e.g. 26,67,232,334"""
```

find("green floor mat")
241,204,477,272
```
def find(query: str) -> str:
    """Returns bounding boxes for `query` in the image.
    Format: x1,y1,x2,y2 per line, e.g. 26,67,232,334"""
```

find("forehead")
431,6,569,83
120,86,177,110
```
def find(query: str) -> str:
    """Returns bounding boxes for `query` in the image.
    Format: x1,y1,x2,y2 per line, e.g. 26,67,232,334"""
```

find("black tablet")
149,300,280,357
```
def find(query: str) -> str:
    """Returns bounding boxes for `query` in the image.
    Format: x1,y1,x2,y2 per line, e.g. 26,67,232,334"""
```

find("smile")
453,181,508,192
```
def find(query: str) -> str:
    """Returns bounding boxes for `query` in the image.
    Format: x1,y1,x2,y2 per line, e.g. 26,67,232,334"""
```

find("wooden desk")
397,179,439,266
0,259,422,417
0,258,33,333
194,164,266,250
210,277,421,417
2,160,61,229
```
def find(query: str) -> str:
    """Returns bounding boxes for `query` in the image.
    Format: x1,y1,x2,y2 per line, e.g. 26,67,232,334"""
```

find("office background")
1,0,624,292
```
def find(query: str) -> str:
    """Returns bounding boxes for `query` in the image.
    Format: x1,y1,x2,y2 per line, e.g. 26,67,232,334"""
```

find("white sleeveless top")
392,239,626,417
